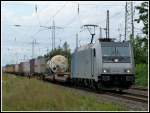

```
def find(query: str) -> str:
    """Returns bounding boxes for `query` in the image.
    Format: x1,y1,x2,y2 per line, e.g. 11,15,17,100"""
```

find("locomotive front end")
100,41,135,89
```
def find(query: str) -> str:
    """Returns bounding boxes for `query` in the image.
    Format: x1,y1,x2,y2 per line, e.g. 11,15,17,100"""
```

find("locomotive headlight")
103,69,109,73
103,69,107,73
114,58,119,62
127,69,130,73
125,69,131,73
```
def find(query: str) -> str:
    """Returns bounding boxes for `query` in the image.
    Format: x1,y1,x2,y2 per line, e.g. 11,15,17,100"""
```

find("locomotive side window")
93,48,96,57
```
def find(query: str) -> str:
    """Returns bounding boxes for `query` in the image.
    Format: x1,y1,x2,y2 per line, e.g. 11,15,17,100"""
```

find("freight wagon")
34,57,47,76
22,61,30,76
5,64,15,73
14,64,19,74
30,59,35,76
19,62,24,75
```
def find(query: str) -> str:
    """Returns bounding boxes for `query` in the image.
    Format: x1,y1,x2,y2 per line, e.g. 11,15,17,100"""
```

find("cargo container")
14,64,19,74
22,61,30,76
19,62,24,75
34,57,46,75
30,59,35,75
6,65,15,73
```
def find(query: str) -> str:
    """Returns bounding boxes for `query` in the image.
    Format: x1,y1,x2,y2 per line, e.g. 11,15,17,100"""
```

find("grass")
2,73,127,111
135,64,148,88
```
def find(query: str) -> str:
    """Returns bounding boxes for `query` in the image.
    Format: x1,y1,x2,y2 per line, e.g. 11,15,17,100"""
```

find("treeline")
44,41,71,71
130,2,148,64
130,2,148,87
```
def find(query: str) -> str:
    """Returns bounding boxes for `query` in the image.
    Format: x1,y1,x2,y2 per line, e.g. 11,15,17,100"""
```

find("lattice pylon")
125,2,134,40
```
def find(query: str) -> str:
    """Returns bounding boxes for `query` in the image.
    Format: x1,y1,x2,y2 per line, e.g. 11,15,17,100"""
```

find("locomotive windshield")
101,47,115,56
101,45,131,63
116,46,130,56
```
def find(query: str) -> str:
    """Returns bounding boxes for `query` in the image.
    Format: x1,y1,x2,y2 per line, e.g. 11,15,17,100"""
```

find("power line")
44,2,68,26
61,3,81,30
9,6,43,43
95,7,124,26
4,47,49,51
62,4,81,28
40,20,63,50
31,28,46,39
63,15,77,28
2,40,50,45
10,23,36,43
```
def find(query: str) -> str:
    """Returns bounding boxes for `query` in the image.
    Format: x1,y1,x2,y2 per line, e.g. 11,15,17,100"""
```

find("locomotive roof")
76,40,130,52
100,41,130,46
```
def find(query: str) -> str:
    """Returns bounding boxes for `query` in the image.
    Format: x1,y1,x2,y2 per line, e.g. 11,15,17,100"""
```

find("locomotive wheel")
93,81,98,90
116,88,123,93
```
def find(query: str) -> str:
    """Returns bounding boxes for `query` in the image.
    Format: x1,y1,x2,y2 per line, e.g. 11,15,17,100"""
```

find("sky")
1,1,144,66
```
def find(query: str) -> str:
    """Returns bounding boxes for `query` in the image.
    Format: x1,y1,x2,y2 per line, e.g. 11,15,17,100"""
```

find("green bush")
135,64,148,88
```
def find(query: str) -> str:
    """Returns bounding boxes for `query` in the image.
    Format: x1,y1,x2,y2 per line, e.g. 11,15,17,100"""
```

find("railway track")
130,87,148,91
105,91,148,103
79,87,147,104
61,84,148,110
124,92,148,98
61,83,148,104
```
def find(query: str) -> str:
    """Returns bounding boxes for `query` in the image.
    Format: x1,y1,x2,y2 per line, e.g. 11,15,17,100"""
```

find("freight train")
2,38,135,91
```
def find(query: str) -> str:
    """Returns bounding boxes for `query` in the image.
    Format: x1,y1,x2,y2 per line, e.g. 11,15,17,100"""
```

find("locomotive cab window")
116,46,130,56
101,45,131,63
101,46,115,56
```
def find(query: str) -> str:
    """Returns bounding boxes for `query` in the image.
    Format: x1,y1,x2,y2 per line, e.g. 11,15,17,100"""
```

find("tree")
130,36,147,64
63,41,70,52
37,56,43,59
62,41,71,71
130,2,148,64
135,2,148,36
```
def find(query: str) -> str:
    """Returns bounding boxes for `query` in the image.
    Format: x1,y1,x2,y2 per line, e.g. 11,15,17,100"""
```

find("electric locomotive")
71,38,135,90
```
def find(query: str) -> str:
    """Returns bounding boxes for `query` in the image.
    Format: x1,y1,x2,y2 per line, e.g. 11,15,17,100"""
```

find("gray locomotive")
71,38,135,90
